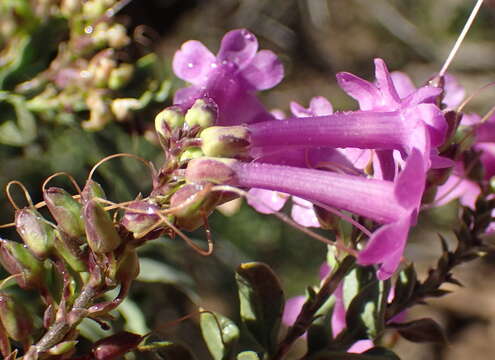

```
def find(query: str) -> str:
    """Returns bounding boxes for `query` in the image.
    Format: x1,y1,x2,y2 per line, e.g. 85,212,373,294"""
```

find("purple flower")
186,148,426,279
172,29,283,125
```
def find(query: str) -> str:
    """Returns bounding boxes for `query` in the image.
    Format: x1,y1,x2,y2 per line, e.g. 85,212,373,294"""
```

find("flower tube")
185,149,426,279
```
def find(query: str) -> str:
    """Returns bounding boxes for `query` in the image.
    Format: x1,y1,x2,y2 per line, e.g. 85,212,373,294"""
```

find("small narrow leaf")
389,318,447,343
138,341,196,360
237,351,260,360
200,311,239,360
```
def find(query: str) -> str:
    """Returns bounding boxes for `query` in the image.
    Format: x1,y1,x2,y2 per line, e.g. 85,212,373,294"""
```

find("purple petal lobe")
247,188,288,214
390,71,416,98
241,50,284,90
374,58,401,106
309,96,333,115
291,197,320,227
217,29,258,69
443,74,465,109
394,149,425,211
336,72,380,110
172,40,215,84
403,86,442,107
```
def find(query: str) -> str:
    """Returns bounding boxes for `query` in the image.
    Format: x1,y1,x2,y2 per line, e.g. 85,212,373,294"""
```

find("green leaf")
137,258,194,286
390,264,417,308
118,298,149,335
235,262,284,354
345,277,390,339
389,318,447,343
237,351,260,360
200,311,239,360
140,341,196,360
307,296,336,353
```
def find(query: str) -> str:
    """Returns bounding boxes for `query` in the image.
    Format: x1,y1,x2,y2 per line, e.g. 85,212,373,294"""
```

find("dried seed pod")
15,208,56,260
0,293,33,343
0,239,44,289
81,180,107,204
120,200,160,238
53,232,88,272
83,200,122,254
44,187,85,240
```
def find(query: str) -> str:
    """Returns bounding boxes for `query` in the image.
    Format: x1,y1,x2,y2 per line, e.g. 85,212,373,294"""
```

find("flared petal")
336,72,381,111
374,58,401,107
217,29,258,70
291,197,320,228
172,40,216,84
247,188,288,214
241,50,284,90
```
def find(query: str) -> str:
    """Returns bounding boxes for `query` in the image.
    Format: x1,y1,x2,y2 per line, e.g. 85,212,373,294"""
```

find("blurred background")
2,0,495,359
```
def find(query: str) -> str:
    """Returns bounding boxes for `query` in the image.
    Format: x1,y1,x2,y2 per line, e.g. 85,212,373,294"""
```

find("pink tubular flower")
186,149,426,279
172,29,283,125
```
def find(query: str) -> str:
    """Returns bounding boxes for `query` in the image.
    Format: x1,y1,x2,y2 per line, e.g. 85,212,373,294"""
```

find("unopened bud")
108,64,134,90
184,99,217,129
180,147,204,162
92,331,143,360
47,340,78,356
200,126,249,157
111,98,141,121
185,157,237,185
154,106,184,138
44,187,85,239
0,239,44,289
0,293,33,342
170,184,223,231
114,250,140,283
90,57,117,88
54,232,88,272
121,200,160,238
83,0,106,20
83,200,122,254
81,180,107,203
107,24,130,48
15,208,56,260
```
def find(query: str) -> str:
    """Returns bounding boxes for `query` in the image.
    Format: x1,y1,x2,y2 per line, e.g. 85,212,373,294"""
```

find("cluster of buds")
0,0,169,146
0,177,142,359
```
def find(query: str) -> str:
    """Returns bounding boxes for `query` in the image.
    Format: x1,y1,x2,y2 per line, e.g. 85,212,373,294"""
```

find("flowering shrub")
1,1,495,359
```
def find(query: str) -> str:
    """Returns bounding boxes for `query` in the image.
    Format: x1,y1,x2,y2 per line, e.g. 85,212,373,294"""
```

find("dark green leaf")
200,311,239,360
236,262,284,354
307,296,335,353
389,318,446,343
310,347,400,360
140,341,196,360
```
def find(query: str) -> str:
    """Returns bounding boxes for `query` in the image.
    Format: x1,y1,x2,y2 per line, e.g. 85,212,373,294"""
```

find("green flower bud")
83,0,106,20
15,208,56,260
107,24,130,48
0,293,33,342
169,184,223,231
83,200,122,254
200,125,250,157
0,239,44,289
184,99,217,129
154,106,184,138
81,180,107,203
44,187,85,239
83,90,112,131
47,340,78,356
185,157,237,185
108,63,134,90
179,147,204,163
54,232,88,273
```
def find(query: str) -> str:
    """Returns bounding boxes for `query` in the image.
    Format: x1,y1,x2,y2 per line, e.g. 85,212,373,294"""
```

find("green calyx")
200,126,250,157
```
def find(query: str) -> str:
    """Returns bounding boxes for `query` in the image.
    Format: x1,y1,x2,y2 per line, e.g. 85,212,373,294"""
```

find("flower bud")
108,64,134,90
47,340,78,356
81,180,107,203
111,98,141,121
114,249,140,284
120,200,160,238
0,239,44,289
185,157,237,185
169,184,223,231
200,126,250,157
0,293,33,342
184,99,217,129
154,106,184,139
15,208,56,260
107,24,130,49
44,187,85,239
180,147,204,162
54,232,88,272
83,0,106,20
92,331,143,360
83,200,122,254
83,90,112,131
